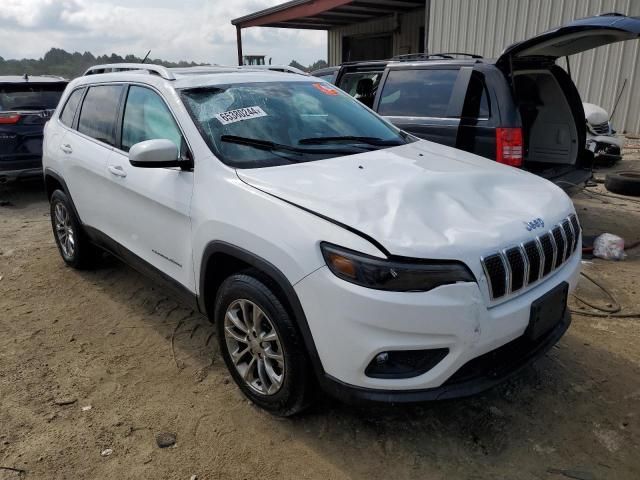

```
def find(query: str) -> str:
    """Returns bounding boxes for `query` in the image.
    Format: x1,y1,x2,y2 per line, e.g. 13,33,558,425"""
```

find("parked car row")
312,13,640,189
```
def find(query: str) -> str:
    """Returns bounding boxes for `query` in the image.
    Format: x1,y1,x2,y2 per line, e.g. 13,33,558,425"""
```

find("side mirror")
129,139,181,168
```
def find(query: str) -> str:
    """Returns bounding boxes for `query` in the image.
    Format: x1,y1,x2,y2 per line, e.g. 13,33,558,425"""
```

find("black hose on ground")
570,271,640,319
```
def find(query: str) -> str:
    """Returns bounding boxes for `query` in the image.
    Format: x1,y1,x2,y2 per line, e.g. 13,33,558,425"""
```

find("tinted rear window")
78,85,123,146
0,83,66,111
462,72,491,119
378,69,459,117
59,88,85,127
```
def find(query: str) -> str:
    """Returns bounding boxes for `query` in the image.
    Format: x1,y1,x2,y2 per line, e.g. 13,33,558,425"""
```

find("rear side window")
78,85,123,146
59,88,84,127
378,69,459,117
121,86,183,152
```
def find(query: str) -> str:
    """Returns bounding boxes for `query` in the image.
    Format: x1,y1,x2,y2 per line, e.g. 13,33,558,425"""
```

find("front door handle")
60,144,73,154
107,165,127,178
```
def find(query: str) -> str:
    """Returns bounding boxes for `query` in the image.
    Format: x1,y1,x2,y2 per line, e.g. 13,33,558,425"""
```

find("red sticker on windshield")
313,83,339,96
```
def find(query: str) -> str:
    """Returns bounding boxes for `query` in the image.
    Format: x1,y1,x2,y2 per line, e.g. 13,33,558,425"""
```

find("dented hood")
236,140,574,260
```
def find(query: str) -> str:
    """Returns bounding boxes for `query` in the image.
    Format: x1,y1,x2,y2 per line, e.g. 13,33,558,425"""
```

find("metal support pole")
424,0,430,54
236,26,243,65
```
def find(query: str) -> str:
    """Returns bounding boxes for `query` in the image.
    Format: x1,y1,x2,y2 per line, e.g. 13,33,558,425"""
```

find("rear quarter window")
77,85,123,146
59,88,85,127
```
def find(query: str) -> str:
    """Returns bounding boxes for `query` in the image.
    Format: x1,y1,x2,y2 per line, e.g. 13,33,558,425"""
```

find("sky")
0,0,327,66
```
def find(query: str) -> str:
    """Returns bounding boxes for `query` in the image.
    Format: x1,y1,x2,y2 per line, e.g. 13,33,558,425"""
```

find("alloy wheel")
223,299,285,395
54,202,75,258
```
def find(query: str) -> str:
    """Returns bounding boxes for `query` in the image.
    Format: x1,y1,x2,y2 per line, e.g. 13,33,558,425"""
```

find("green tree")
0,48,203,79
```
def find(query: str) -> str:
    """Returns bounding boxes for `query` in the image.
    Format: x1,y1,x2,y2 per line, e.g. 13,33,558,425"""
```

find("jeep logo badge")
524,218,544,231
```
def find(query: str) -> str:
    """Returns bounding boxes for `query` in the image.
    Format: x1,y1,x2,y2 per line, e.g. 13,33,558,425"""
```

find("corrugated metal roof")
232,0,425,29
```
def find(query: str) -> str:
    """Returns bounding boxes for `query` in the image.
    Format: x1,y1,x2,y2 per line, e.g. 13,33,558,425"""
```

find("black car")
1,75,67,182
328,14,640,189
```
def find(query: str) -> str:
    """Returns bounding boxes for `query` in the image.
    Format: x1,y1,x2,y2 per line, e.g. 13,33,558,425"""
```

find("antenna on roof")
141,50,151,64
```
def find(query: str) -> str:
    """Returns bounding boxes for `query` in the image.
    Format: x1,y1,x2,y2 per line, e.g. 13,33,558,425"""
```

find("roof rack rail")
83,63,176,80
391,52,483,61
438,52,483,59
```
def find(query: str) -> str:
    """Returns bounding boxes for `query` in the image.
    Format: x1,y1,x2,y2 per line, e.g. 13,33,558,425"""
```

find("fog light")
365,348,449,379
375,352,389,365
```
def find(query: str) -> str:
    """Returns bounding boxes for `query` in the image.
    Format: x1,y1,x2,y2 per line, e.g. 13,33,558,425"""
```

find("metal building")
232,0,640,133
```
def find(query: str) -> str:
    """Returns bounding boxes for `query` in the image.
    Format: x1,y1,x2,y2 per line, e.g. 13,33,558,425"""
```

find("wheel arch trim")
44,168,84,226
199,240,325,378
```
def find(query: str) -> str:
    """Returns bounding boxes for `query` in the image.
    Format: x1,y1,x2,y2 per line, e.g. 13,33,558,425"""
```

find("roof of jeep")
71,68,318,91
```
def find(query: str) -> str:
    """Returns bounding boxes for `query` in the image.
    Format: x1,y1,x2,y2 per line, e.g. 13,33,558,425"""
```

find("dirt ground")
1,147,639,480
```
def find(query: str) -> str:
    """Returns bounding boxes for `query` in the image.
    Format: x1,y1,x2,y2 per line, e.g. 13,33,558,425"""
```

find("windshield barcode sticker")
215,106,267,125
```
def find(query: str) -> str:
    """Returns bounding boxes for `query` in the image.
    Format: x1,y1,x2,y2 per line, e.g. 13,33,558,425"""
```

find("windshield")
0,84,66,111
181,81,409,168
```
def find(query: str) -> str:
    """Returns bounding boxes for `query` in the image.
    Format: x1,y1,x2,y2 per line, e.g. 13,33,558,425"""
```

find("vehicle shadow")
80,257,639,479
10,183,635,479
0,178,47,210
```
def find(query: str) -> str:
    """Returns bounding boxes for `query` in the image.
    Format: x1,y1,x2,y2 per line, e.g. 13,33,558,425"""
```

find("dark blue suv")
1,75,67,182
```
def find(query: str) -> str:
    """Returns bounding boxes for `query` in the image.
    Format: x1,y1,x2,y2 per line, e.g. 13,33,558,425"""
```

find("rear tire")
214,273,312,416
604,171,640,197
50,189,98,269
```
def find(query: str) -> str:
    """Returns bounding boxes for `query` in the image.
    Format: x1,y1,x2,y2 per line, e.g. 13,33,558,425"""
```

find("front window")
121,86,184,153
181,81,410,168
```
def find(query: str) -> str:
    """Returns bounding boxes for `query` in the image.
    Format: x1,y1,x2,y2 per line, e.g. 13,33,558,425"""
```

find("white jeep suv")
43,63,581,416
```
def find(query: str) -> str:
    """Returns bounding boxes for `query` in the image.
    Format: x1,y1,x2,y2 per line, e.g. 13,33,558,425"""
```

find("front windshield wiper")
220,135,366,157
298,136,404,147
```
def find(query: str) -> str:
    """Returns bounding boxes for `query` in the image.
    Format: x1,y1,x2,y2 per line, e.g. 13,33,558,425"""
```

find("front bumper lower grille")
481,214,581,301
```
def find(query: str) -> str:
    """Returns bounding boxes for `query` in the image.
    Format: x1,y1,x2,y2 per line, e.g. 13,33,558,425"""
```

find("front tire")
50,189,97,269
215,273,312,416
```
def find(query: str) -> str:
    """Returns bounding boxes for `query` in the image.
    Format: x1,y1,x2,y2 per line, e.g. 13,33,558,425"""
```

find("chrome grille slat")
555,225,568,265
500,251,512,295
481,214,581,301
562,219,574,258
548,231,558,272
520,243,530,288
534,237,545,281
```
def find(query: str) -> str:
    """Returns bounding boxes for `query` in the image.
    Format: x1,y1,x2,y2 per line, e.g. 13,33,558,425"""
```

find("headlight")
320,242,475,292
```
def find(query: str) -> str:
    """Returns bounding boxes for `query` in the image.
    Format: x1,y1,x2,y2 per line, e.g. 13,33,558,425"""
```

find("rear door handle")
107,165,127,178
60,144,73,154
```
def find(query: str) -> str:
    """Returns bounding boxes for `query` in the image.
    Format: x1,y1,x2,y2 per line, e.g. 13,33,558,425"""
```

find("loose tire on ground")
604,171,640,197
214,272,313,416
49,189,98,269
